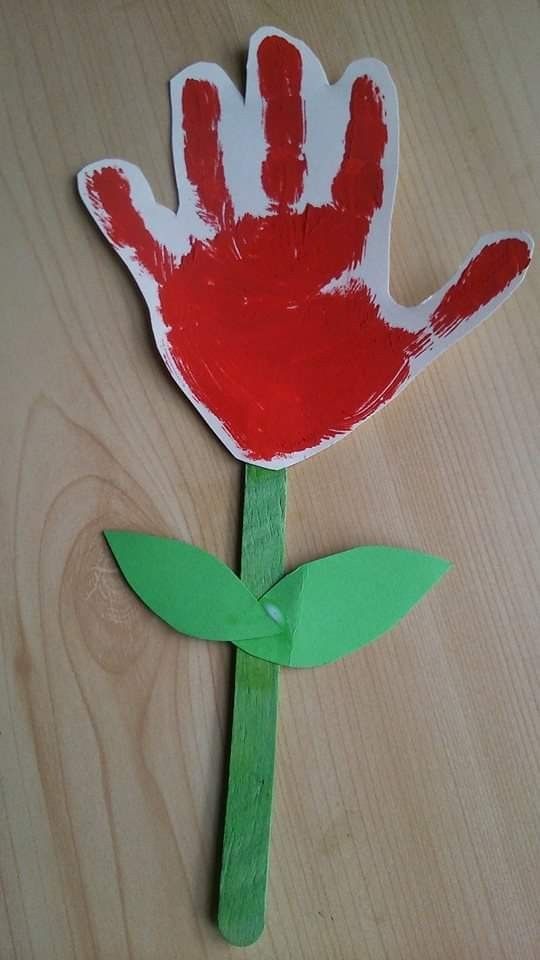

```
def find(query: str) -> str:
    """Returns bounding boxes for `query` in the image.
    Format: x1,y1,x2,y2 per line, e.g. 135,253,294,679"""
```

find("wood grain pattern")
1,2,539,957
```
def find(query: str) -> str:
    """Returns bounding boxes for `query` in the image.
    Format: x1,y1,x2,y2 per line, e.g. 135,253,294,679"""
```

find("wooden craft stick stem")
218,465,287,946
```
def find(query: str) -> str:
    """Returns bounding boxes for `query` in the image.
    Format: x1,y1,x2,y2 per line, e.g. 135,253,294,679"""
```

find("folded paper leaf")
104,531,281,642
105,532,451,670
237,547,452,667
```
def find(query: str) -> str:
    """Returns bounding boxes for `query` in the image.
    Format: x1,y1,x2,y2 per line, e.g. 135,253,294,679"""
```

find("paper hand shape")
79,27,531,469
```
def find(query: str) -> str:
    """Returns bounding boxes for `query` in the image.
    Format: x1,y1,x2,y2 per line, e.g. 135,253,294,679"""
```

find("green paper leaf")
104,531,281,642
236,546,452,668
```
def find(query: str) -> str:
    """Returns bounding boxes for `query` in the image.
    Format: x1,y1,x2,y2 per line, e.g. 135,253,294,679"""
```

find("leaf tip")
437,556,453,577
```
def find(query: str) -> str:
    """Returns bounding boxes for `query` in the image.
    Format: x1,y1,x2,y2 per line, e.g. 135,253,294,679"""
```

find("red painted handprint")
79,28,532,467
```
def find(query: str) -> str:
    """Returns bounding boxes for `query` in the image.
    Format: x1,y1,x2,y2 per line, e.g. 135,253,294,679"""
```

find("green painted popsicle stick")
218,465,286,946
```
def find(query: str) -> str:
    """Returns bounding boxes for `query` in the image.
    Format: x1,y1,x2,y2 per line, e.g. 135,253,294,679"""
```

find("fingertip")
513,231,534,267
496,233,533,277
256,32,302,76
78,160,138,213
430,233,533,339
472,230,533,271
82,164,129,221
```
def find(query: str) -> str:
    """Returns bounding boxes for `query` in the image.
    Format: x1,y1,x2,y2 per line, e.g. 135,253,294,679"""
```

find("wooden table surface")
1,2,539,958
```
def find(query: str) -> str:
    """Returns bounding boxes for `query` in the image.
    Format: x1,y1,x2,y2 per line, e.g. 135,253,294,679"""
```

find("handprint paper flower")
78,27,533,946
79,27,531,468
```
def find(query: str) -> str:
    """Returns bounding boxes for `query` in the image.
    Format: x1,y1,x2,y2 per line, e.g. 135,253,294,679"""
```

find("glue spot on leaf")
263,602,285,625
238,546,452,667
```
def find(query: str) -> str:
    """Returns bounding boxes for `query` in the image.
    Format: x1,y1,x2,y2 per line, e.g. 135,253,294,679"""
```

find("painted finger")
428,233,532,342
255,33,307,207
180,78,234,228
170,61,243,234
78,160,175,287
330,62,397,271
298,55,398,288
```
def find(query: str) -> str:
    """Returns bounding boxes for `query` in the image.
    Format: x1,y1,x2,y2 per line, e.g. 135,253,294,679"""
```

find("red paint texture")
182,79,233,228
87,168,174,283
86,35,531,461
431,239,531,337
332,75,386,225
258,34,306,206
